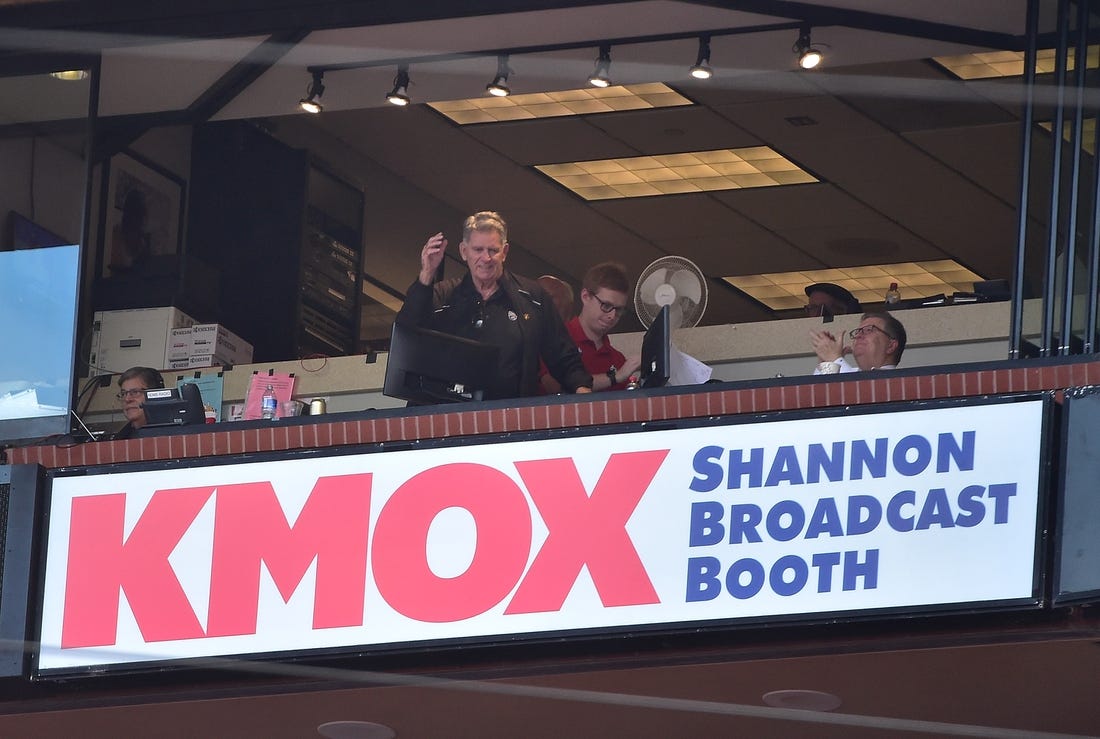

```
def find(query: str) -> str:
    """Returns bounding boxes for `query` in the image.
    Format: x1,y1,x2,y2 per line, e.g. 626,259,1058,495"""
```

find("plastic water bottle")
884,282,901,305
261,384,277,420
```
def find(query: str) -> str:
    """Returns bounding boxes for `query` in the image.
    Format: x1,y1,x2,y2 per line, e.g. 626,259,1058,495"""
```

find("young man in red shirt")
541,262,641,393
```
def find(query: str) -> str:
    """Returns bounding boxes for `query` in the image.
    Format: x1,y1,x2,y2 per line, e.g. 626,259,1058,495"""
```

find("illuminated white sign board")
38,398,1045,673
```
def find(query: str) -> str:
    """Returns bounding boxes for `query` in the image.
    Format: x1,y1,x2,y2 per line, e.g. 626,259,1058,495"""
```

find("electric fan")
634,256,708,329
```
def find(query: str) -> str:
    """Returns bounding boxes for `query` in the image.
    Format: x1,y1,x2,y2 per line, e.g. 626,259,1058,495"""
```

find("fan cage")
633,256,708,328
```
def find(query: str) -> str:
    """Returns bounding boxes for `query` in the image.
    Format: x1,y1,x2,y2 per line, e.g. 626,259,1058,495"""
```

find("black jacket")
397,270,591,399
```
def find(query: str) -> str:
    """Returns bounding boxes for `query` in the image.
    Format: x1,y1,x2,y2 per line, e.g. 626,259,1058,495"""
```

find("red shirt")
537,317,629,393
566,316,629,391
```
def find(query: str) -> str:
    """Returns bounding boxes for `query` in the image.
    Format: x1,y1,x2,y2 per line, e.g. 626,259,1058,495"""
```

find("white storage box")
90,307,196,374
185,353,237,369
190,323,253,366
164,327,195,363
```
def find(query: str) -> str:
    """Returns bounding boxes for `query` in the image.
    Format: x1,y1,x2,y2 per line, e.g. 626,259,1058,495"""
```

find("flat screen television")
0,242,81,444
639,304,671,389
140,382,206,429
383,321,500,404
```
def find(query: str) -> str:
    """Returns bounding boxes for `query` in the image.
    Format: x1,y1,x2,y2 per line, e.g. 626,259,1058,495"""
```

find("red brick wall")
10,360,1097,469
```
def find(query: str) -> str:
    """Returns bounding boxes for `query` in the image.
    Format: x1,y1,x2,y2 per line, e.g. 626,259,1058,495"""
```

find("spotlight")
689,35,712,80
588,44,612,88
794,25,823,70
387,65,411,106
486,55,512,97
298,71,325,114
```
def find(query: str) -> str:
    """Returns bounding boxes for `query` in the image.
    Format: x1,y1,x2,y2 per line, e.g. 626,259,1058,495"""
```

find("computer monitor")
383,322,500,404
141,382,206,428
639,304,671,389
0,242,80,444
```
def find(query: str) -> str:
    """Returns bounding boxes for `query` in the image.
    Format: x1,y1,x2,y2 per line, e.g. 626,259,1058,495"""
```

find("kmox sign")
38,397,1046,673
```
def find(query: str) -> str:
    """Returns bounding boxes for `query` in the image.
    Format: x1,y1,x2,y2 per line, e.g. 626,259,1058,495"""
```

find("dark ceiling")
287,57,1032,333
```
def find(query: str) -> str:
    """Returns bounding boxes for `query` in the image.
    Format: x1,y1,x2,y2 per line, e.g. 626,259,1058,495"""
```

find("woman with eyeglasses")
112,366,165,439
396,211,592,400
809,312,907,374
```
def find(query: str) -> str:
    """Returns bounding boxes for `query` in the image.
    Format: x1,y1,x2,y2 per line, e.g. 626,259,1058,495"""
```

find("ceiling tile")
592,195,761,239
502,204,668,279
465,117,640,165
813,60,1019,133
714,183,883,231
655,227,811,276
714,95,891,151
906,122,1022,204
776,221,948,266
586,106,761,155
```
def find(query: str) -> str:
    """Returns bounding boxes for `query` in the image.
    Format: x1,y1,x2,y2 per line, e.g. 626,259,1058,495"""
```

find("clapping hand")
809,328,849,363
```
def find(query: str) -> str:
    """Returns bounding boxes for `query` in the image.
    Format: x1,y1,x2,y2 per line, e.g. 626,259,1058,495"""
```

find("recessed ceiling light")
723,260,985,311
762,689,842,712
50,70,88,81
933,45,1099,79
536,147,816,201
317,721,396,739
1039,118,1096,155
428,83,692,125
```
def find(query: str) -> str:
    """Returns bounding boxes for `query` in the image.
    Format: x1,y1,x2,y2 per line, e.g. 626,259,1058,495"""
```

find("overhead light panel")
535,146,817,201
387,65,411,106
298,71,325,114
486,55,512,97
794,25,823,70
723,260,985,311
933,45,1100,79
1039,117,1096,155
50,70,88,81
430,82,691,124
588,44,612,88
690,35,713,79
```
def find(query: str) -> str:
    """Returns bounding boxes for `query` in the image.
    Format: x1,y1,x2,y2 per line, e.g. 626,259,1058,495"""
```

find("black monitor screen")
384,322,500,404
140,382,206,429
0,242,80,443
639,304,671,389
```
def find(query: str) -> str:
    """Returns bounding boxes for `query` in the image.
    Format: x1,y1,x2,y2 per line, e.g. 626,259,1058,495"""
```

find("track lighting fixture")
486,55,512,97
794,25,823,70
387,65,411,106
588,44,612,88
689,35,713,79
298,71,325,114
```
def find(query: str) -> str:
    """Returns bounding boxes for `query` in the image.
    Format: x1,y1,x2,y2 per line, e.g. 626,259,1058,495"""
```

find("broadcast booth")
29,391,1054,678
5,1,1100,735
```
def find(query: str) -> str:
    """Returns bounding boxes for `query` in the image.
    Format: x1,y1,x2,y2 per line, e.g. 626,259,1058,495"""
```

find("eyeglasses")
849,324,895,341
592,294,628,316
116,388,148,400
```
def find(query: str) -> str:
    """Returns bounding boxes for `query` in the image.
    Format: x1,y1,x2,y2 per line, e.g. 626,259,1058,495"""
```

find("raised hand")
418,232,448,285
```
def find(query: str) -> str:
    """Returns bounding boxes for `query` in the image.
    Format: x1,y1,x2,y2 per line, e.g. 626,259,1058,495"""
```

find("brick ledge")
8,360,1096,469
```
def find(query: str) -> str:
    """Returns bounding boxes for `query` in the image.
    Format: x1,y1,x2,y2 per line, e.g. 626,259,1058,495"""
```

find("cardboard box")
190,323,253,366
89,307,196,374
186,353,238,369
164,327,195,363
167,351,237,370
